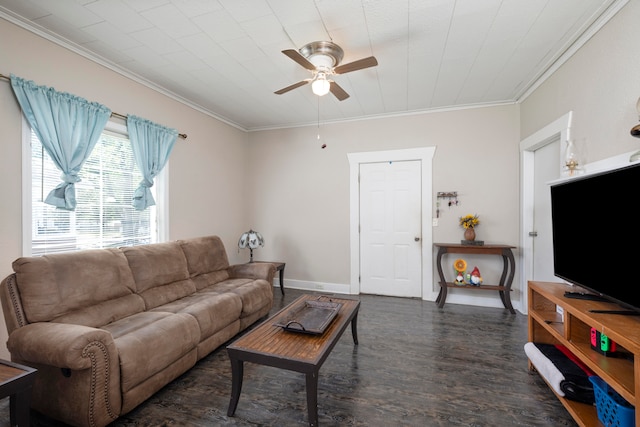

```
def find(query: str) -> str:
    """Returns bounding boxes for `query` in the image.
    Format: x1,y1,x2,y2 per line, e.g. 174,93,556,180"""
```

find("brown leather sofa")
0,235,275,427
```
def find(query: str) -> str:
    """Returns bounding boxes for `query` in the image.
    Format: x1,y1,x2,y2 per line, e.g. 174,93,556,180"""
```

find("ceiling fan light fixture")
311,75,330,96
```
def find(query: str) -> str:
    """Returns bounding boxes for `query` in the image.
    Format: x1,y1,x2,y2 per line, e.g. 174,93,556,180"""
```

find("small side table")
0,359,37,427
252,261,286,295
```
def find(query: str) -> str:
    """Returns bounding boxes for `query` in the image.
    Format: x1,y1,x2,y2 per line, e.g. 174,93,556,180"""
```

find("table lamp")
238,229,264,262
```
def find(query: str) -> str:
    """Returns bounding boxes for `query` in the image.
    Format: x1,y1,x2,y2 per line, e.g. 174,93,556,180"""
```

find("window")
24,120,167,256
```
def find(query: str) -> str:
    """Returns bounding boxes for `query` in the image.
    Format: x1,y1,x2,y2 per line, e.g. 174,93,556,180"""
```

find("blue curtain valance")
127,114,178,211
10,74,111,210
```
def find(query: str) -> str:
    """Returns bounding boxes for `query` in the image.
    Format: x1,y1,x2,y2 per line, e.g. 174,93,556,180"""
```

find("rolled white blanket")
524,342,565,396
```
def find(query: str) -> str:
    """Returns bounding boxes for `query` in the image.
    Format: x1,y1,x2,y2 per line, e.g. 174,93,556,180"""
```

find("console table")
434,243,516,313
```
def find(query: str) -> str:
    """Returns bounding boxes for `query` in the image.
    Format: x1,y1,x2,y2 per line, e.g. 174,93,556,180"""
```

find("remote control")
564,291,608,302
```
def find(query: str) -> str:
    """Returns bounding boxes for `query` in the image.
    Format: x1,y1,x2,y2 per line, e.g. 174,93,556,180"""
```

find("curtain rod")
1,73,187,140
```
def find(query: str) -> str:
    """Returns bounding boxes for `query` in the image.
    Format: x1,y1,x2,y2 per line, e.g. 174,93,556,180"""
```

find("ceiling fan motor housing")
300,41,344,70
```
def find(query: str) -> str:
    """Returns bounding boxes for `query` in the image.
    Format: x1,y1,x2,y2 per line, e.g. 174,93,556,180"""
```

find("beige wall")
0,19,249,359
247,105,521,297
521,1,640,163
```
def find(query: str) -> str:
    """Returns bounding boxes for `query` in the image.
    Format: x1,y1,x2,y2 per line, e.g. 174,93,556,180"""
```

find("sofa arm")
7,322,116,369
228,262,276,284
8,322,122,427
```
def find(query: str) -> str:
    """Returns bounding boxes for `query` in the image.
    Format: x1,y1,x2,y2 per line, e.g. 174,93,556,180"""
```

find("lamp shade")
311,75,330,96
238,229,264,249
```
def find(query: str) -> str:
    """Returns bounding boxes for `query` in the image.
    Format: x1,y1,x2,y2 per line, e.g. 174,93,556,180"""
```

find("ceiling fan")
274,41,378,101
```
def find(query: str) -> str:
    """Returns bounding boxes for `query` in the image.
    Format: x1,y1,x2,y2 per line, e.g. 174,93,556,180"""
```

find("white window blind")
30,127,158,256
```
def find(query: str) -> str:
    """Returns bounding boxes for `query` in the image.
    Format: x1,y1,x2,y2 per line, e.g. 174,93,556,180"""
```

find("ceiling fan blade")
282,49,316,71
274,80,310,95
333,56,378,74
329,81,350,101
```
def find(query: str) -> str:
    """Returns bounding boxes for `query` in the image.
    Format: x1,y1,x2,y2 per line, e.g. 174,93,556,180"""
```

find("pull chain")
317,96,326,149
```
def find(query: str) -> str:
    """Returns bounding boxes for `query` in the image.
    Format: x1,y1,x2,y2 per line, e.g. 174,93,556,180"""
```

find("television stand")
528,281,640,427
589,309,640,315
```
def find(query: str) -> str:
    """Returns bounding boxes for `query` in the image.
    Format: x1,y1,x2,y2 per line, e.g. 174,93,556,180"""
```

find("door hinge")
529,231,538,237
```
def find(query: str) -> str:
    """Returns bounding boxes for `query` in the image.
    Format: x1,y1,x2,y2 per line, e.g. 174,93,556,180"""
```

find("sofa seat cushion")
201,278,273,317
190,271,230,291
101,311,199,393
136,279,197,311
12,249,138,323
150,292,242,340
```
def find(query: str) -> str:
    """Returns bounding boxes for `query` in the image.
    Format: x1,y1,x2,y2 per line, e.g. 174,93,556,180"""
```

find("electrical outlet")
432,218,438,226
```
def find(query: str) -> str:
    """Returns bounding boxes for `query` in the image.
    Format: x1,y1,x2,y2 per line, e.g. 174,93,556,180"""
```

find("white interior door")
532,139,561,282
520,111,572,313
359,160,422,297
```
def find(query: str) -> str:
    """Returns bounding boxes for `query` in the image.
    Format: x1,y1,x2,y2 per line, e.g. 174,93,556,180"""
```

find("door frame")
519,111,572,313
347,147,437,300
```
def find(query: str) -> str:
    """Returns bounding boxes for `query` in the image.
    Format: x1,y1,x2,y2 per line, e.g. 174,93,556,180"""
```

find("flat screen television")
550,161,640,314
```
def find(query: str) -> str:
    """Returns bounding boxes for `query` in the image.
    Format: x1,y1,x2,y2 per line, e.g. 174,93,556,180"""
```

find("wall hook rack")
436,192,459,218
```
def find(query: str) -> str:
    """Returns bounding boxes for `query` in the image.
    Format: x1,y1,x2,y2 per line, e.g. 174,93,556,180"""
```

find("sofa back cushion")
179,236,230,275
123,241,195,309
12,249,138,323
179,236,230,289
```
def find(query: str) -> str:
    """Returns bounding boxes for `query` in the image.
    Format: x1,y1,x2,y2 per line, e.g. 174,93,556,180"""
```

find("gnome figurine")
470,266,483,286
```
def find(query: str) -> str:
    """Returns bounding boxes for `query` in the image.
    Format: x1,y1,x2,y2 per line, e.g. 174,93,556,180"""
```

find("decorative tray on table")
274,298,343,335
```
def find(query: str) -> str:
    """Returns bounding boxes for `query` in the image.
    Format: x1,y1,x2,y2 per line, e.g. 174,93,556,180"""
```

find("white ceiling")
0,0,628,131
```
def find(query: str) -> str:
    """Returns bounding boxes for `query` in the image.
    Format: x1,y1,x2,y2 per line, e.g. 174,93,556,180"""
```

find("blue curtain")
10,74,111,210
127,115,178,210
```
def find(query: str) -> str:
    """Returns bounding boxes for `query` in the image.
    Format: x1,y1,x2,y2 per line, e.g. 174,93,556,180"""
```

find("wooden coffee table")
226,294,360,426
0,359,37,427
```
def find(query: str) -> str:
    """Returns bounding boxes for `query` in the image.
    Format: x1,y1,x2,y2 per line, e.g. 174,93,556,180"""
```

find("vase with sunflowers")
459,214,479,242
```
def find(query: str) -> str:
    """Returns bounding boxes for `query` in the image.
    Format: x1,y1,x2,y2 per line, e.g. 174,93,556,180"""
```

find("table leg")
351,312,359,345
10,389,31,427
501,291,515,314
436,285,447,308
500,250,516,314
227,357,244,417
435,246,448,308
279,268,285,295
305,371,319,427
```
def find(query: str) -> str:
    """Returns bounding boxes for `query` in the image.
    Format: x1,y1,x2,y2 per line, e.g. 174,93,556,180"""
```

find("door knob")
414,237,420,241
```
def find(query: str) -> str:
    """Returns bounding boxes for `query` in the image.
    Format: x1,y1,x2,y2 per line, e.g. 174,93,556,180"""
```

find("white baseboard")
273,278,523,314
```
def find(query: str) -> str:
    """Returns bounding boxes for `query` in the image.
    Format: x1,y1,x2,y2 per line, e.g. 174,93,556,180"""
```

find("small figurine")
470,266,483,286
453,258,467,285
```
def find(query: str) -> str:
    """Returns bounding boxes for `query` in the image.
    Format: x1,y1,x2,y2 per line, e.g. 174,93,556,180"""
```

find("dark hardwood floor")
0,288,576,426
